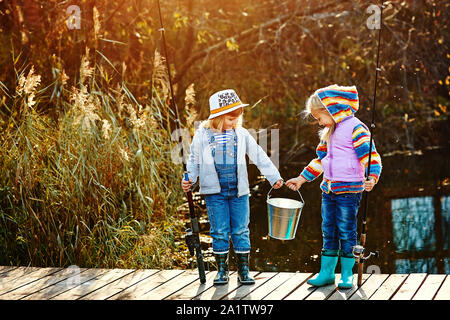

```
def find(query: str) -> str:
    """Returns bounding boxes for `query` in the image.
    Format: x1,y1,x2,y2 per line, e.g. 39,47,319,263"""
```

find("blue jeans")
205,189,250,254
321,192,362,256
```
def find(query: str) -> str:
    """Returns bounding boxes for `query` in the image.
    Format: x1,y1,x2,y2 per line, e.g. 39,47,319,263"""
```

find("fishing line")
156,0,206,284
356,1,384,287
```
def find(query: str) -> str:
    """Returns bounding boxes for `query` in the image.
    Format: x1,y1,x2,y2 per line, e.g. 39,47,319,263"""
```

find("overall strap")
206,128,216,158
219,129,237,165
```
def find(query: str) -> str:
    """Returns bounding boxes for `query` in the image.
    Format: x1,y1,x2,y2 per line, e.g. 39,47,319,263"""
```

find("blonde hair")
201,107,244,132
304,93,335,144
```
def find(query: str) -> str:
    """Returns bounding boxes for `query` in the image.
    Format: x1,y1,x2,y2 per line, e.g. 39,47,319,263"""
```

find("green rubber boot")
307,250,339,287
338,255,356,289
236,253,255,285
213,253,229,285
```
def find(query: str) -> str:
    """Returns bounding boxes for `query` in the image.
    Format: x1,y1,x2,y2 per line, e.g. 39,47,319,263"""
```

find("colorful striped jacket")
300,85,382,194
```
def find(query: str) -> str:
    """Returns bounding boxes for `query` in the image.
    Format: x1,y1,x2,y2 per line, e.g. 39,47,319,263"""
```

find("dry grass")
0,50,191,269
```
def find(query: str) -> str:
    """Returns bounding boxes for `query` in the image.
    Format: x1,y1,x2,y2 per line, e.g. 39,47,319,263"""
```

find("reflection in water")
391,197,436,252
392,196,450,274
442,196,450,250
395,259,437,273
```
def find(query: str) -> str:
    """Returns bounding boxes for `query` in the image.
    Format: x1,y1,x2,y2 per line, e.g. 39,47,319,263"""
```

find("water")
196,148,450,274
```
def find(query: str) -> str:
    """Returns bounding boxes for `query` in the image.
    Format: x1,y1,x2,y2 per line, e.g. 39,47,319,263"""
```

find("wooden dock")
0,266,448,300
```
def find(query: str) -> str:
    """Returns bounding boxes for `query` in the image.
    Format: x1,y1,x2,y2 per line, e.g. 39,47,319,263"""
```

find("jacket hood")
315,84,359,124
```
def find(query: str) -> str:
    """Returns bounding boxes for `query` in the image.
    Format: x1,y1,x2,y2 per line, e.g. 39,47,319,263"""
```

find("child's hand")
364,177,376,192
272,179,284,189
181,178,192,193
285,175,307,191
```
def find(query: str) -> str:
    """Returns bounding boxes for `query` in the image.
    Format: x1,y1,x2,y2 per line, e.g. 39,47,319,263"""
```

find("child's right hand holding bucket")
285,175,307,191
181,178,192,193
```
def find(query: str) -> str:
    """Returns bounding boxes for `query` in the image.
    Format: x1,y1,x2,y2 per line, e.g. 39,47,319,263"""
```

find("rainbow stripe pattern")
300,140,327,181
316,85,359,124
300,124,382,194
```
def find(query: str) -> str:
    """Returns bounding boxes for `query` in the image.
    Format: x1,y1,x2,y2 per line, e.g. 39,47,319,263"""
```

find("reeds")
0,50,189,269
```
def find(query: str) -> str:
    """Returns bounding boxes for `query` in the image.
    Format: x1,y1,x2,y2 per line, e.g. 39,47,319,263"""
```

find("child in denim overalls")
286,85,382,289
182,89,283,285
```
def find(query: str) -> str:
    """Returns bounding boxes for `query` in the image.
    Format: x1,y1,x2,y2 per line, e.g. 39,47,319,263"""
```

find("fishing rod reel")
352,244,379,263
185,228,200,257
185,225,207,284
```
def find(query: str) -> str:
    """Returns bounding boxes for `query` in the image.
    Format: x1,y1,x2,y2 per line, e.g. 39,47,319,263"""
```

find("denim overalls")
204,129,250,254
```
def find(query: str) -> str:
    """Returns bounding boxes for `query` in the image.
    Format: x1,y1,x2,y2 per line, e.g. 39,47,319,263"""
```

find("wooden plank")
370,274,408,300
305,274,342,300
23,268,107,300
222,272,276,300
0,266,45,284
391,273,427,300
308,273,374,300
242,272,295,300
0,266,18,275
263,273,312,300
282,273,321,300
80,269,160,300
327,273,371,300
22,268,106,300
110,269,183,300
412,274,446,300
434,275,450,300
1,265,448,301
349,274,389,300
2,268,87,300
192,272,242,300
0,267,62,297
141,270,209,300
164,271,218,300
51,269,136,300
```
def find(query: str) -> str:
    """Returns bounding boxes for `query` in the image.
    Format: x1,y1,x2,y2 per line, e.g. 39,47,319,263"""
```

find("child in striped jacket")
286,84,382,289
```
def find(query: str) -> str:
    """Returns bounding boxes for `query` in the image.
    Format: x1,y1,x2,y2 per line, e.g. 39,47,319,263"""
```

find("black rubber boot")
236,253,255,285
213,253,229,285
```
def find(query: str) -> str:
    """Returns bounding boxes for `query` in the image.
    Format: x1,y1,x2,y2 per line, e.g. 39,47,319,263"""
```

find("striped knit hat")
208,89,249,119
315,85,359,123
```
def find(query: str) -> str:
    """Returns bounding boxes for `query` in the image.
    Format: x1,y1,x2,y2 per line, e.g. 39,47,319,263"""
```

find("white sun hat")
208,89,249,119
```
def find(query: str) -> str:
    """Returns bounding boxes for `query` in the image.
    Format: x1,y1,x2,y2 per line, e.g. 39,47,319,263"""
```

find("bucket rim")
267,184,305,204
267,197,304,209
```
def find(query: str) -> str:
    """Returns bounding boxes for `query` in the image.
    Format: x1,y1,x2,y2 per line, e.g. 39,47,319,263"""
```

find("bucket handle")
267,183,304,204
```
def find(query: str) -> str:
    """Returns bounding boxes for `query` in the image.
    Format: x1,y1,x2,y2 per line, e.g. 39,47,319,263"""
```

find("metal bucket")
267,186,304,240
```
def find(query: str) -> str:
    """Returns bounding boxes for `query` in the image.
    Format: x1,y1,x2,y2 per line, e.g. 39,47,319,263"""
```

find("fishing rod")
156,0,206,284
354,2,384,287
